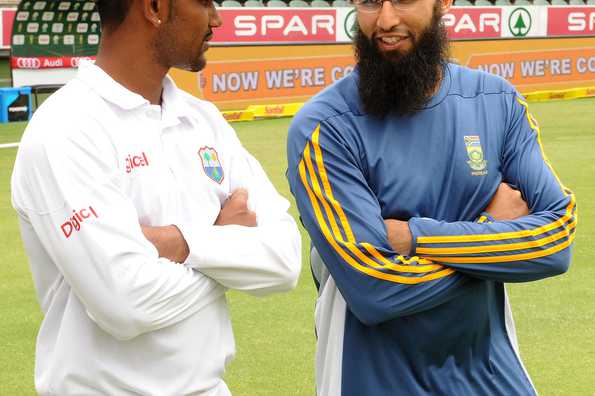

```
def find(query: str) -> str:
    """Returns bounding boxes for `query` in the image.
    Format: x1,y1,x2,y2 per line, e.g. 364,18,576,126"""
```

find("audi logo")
15,57,41,69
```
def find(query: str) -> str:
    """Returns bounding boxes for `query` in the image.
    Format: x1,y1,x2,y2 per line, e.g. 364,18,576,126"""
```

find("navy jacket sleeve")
409,94,576,283
287,118,473,326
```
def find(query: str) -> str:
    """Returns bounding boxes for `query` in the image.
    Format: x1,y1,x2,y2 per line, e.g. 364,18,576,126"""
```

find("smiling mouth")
378,36,408,45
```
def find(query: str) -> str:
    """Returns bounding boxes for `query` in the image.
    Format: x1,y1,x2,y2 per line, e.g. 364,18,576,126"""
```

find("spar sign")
548,6,595,37
212,8,336,44
443,8,502,39
209,7,567,45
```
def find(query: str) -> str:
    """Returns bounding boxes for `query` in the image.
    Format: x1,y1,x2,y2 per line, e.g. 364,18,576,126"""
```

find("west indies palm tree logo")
198,147,224,184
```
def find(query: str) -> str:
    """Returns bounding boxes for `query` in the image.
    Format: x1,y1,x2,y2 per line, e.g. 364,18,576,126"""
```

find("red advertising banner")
1,7,16,49
212,9,337,44
548,6,595,37
443,8,502,40
11,56,97,69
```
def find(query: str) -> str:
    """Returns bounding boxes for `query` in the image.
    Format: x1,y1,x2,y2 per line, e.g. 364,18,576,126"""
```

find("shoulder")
288,72,361,157
446,63,518,101
293,71,361,127
22,80,115,152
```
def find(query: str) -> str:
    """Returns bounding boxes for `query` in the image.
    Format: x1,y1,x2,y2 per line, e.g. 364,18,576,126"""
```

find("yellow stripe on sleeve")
417,194,575,244
417,219,576,255
430,231,576,264
311,125,355,243
302,142,442,274
310,126,438,269
298,159,455,284
516,97,566,193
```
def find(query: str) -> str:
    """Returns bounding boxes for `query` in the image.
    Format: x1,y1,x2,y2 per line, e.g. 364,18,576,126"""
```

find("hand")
141,224,189,263
215,188,257,227
485,183,530,221
384,219,412,255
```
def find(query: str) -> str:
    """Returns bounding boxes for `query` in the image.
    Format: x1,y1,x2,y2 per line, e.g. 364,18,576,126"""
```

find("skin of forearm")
141,225,189,263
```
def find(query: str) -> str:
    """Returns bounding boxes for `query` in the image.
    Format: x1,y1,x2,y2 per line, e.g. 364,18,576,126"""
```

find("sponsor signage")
443,7,502,39
467,47,595,86
171,38,595,110
200,55,354,103
11,0,100,61
548,6,595,37
208,6,594,45
1,6,594,52
501,6,548,38
1,7,16,49
11,55,96,69
212,8,337,44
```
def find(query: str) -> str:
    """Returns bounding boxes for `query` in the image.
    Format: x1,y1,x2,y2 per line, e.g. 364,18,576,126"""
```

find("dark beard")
355,9,449,118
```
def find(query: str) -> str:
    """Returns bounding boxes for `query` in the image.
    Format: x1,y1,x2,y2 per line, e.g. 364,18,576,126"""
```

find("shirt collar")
76,60,193,122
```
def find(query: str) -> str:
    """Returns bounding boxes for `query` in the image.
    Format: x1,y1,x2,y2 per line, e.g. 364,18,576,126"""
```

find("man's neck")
428,64,444,98
94,32,167,105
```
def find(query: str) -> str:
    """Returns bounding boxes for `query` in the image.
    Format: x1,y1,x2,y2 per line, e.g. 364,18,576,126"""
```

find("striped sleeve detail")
415,98,577,263
298,125,454,284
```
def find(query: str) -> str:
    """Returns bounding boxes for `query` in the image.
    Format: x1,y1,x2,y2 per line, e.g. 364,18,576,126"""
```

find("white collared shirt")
11,62,301,396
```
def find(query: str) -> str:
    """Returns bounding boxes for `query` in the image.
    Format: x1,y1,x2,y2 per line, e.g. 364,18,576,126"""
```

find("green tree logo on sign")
344,9,358,40
508,8,532,37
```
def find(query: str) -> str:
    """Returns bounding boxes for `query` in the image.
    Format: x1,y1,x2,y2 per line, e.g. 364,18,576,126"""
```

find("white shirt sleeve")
177,120,302,297
12,123,225,341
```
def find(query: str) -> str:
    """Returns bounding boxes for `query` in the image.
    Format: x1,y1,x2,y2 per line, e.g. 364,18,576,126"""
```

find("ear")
438,0,452,15
142,0,164,27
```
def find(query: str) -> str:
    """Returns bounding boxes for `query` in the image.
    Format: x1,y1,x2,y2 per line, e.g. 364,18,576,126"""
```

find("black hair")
95,0,134,29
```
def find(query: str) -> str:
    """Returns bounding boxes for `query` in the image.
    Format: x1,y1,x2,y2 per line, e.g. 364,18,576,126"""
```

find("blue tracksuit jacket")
286,63,576,395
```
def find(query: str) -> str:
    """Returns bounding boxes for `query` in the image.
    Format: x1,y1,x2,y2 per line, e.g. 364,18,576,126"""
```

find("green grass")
1,98,594,395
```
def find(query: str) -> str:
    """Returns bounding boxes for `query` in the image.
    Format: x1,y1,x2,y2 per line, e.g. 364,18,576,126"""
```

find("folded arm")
406,95,576,282
287,122,472,326
176,122,302,297
12,127,224,341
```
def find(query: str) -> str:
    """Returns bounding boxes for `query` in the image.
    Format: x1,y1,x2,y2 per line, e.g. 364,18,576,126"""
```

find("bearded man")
286,0,576,394
11,0,301,394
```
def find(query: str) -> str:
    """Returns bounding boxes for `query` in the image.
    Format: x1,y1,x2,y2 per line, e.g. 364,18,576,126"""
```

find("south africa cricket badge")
198,147,224,184
464,135,488,176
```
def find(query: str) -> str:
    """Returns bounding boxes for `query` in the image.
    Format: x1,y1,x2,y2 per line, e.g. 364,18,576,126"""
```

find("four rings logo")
16,57,41,69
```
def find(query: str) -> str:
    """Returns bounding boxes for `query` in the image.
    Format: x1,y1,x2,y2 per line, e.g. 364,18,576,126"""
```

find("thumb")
229,188,249,204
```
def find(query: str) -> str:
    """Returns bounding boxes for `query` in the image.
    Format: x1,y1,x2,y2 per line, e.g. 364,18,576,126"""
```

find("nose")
376,0,401,32
210,3,222,28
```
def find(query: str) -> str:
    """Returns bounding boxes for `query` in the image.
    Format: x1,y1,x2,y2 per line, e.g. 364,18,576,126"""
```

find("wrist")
169,225,189,263
477,212,496,224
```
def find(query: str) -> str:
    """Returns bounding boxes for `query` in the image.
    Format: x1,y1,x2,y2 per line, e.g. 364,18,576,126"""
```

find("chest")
359,106,506,222
111,115,231,226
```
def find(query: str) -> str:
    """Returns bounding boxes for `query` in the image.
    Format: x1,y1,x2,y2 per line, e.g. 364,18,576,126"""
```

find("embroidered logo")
464,135,488,176
198,147,224,184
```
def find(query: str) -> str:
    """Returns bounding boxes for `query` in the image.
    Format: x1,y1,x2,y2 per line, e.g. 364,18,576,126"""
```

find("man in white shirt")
11,0,301,394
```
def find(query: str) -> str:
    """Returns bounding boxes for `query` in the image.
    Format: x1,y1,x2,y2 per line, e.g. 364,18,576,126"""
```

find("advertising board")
170,37,595,110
